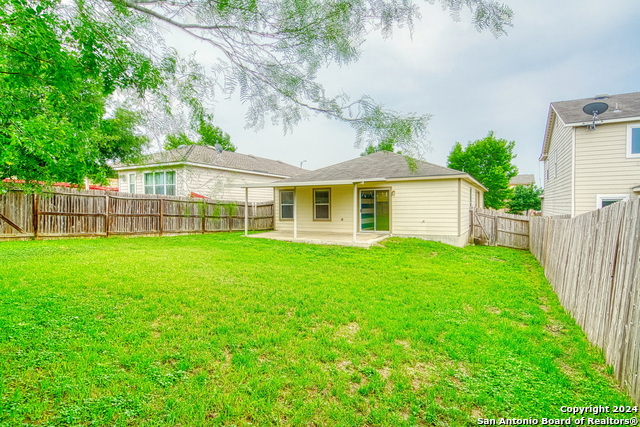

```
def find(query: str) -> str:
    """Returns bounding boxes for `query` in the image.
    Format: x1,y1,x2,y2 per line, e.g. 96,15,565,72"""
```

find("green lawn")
0,234,635,426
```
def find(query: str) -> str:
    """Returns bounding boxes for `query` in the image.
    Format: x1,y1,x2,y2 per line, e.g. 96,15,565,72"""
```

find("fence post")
201,201,206,234
159,199,164,236
105,194,110,237
32,193,39,239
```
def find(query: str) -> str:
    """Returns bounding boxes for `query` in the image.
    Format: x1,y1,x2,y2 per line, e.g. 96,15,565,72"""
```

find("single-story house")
240,151,486,247
509,174,536,188
112,145,304,202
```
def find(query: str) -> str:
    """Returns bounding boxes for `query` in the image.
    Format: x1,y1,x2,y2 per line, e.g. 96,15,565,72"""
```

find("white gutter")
563,116,640,127
113,161,291,179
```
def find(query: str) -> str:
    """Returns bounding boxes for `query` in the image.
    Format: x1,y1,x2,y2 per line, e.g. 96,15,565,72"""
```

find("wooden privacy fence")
530,198,640,404
0,189,274,240
469,208,531,249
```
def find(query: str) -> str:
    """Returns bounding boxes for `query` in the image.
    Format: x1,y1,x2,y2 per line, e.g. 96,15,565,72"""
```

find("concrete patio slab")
246,231,389,248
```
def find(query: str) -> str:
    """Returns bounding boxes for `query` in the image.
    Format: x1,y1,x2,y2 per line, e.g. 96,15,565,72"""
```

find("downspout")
293,187,298,239
244,187,249,236
457,179,462,237
353,183,358,243
571,128,576,217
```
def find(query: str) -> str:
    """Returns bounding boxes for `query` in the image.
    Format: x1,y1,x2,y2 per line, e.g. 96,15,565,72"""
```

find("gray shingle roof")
509,174,535,186
551,92,640,125
275,151,466,184
114,145,305,177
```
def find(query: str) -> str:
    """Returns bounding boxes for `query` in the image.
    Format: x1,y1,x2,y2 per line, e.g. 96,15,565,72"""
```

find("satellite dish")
214,143,223,153
583,102,609,116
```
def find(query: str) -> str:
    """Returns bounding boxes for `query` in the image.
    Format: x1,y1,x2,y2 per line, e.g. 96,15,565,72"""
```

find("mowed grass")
0,234,634,426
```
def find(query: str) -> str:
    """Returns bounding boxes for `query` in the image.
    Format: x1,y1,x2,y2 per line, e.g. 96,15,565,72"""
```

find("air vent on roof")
583,102,609,131
594,93,609,100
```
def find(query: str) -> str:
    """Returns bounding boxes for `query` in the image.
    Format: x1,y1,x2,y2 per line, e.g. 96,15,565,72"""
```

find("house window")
596,194,629,209
627,125,640,157
314,189,331,220
280,190,294,220
127,173,136,193
144,171,176,195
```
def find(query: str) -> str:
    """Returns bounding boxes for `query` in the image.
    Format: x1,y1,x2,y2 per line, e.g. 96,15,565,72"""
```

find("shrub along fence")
0,189,273,240
530,198,640,404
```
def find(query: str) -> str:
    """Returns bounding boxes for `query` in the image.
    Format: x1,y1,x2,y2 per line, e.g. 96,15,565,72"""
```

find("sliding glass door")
360,189,390,232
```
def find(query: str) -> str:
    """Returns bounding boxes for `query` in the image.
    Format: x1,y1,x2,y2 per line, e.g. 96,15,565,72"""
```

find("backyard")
0,233,635,426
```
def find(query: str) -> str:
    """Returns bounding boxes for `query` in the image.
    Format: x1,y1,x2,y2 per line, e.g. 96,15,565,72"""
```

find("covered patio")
246,230,389,248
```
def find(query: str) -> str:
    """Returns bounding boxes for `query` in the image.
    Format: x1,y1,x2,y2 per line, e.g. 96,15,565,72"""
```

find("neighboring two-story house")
540,92,640,216
113,145,304,202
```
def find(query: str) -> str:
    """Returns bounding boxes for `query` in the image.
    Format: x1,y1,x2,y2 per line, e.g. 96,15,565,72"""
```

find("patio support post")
353,183,358,243
244,187,249,236
293,187,298,239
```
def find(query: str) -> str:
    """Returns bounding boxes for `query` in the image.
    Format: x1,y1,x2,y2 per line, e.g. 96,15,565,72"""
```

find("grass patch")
0,234,635,425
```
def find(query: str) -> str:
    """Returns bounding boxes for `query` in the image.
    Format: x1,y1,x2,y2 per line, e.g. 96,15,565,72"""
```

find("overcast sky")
172,0,640,185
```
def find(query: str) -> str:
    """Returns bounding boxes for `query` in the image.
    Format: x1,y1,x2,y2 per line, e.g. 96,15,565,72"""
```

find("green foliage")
1,0,513,185
0,235,634,424
447,131,519,209
164,119,237,152
0,0,159,186
507,184,543,214
360,140,396,156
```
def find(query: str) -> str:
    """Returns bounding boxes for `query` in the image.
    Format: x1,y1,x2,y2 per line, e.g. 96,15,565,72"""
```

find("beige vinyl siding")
119,168,183,196
542,115,574,216
184,166,278,202
275,185,357,233
273,179,484,247
118,166,281,202
574,121,640,215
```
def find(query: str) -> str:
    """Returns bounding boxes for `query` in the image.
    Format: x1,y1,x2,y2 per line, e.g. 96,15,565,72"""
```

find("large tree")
447,131,518,209
0,0,161,187
1,0,513,186
164,119,237,152
507,184,543,214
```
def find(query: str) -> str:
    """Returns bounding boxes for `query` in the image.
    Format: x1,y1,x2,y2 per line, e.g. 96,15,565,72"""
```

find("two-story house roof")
113,145,305,202
540,92,640,216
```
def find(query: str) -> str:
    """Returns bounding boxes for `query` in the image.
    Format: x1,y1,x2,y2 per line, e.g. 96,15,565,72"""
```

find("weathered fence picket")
469,208,531,249
530,199,640,404
0,189,274,240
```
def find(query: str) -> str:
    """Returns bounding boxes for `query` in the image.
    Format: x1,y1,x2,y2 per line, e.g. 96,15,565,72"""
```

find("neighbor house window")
127,173,136,193
314,189,331,220
627,125,640,157
596,194,629,209
280,190,294,220
144,171,176,195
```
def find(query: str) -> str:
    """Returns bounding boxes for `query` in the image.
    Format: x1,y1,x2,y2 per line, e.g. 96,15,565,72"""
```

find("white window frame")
313,188,331,221
280,190,294,220
127,173,136,193
596,194,629,209
144,171,176,195
626,125,640,158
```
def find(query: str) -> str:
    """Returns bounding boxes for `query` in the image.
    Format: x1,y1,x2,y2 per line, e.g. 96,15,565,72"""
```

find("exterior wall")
574,120,640,215
274,178,485,247
117,165,281,202
391,179,468,247
542,115,574,216
275,185,356,233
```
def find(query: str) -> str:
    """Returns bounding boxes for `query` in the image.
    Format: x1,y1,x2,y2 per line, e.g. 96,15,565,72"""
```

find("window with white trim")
596,194,629,209
627,125,640,157
144,171,176,195
313,189,331,220
127,173,136,193
280,190,294,220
